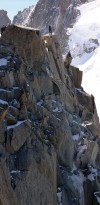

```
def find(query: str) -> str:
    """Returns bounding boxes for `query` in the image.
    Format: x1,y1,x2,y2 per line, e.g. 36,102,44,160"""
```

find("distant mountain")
12,0,80,53
12,0,93,53
0,10,11,29
13,5,35,26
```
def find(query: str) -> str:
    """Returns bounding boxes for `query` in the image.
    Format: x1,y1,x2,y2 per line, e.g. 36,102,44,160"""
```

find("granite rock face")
0,25,100,205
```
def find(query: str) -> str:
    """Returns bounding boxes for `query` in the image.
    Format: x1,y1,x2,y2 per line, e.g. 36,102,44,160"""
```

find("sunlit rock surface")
0,25,100,205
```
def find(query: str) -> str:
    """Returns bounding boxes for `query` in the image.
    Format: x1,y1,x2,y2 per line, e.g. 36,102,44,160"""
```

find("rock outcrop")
0,25,100,205
0,10,11,29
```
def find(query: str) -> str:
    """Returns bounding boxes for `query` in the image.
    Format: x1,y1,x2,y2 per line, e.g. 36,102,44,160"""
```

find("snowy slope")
68,0,100,118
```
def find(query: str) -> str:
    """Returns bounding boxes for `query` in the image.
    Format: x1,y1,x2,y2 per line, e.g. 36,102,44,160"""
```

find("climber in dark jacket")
1,25,6,35
67,51,72,58
49,25,52,37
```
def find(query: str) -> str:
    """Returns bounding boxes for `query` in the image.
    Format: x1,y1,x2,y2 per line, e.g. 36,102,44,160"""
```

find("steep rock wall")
0,25,100,205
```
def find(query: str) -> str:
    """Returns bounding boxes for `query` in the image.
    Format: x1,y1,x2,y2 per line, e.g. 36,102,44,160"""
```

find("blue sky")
0,0,38,20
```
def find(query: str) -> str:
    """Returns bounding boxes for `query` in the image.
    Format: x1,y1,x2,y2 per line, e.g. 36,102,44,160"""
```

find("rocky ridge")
0,10,11,29
0,25,100,205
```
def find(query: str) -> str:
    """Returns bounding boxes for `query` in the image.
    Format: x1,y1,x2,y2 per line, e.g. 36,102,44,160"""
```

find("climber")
67,51,72,58
91,94,95,114
1,25,6,35
49,25,52,37
64,51,72,69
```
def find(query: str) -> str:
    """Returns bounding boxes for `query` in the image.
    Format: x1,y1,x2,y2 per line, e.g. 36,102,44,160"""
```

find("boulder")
76,89,95,113
6,113,17,125
6,120,31,152
11,135,57,205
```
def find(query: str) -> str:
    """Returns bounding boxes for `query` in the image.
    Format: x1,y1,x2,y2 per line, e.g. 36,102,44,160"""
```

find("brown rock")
70,65,83,88
1,25,45,69
12,135,57,205
6,120,31,152
6,113,17,125
0,107,8,122
0,160,19,205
